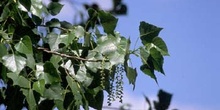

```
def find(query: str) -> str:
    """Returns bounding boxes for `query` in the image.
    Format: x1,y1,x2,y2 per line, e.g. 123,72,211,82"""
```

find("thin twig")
37,47,108,62
37,25,69,32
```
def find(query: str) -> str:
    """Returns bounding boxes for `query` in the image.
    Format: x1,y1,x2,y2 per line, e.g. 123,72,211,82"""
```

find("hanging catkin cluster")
107,64,124,106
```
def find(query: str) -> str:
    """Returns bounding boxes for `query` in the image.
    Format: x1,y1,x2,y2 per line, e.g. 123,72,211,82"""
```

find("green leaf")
50,55,62,69
140,63,157,83
18,0,31,11
66,76,83,106
47,32,74,51
30,0,46,18
0,43,8,61
139,21,162,44
7,72,30,88
87,8,98,30
125,66,137,90
139,21,168,82
26,54,35,69
139,22,169,55
152,37,169,56
61,21,73,29
2,54,26,73
0,64,7,81
47,33,62,51
42,61,61,84
36,62,60,84
96,36,117,55
33,79,45,96
54,100,65,110
150,48,165,74
85,51,106,72
31,14,42,25
98,10,118,35
35,63,44,79
0,6,10,22
73,26,85,38
21,89,37,110
44,84,63,100
85,91,103,110
47,2,63,16
61,60,75,77
95,33,128,65
140,47,150,64
76,64,93,87
0,30,9,39
15,35,33,54
46,18,60,27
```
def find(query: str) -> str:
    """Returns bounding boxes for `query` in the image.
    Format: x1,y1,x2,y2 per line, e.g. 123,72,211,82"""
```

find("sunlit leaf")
30,0,45,18
73,26,85,38
61,60,75,77
76,64,93,87
7,72,30,88
35,63,44,79
47,2,63,16
2,54,26,73
95,33,128,65
48,32,74,51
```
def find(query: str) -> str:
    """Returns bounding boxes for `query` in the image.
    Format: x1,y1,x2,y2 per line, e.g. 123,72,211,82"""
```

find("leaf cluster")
0,0,169,110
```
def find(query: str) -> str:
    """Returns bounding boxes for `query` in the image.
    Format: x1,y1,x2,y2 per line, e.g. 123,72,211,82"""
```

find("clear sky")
35,0,220,110
112,0,220,110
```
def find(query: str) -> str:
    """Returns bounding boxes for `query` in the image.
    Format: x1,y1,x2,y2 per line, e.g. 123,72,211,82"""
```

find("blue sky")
113,0,220,109
51,0,220,109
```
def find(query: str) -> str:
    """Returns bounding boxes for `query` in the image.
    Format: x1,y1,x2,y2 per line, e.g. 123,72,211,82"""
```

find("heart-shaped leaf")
2,54,26,73
15,35,33,54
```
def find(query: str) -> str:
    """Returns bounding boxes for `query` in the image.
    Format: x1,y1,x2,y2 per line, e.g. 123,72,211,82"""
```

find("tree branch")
37,47,108,62
37,25,69,32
